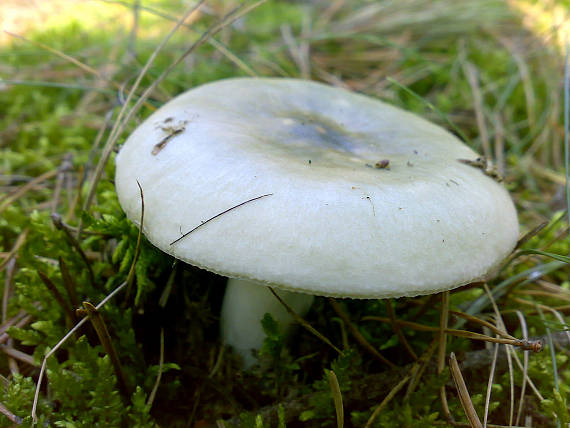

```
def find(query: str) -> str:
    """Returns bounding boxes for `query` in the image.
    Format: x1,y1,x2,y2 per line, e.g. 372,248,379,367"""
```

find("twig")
189,344,227,427
125,180,145,303
2,259,18,374
492,113,505,177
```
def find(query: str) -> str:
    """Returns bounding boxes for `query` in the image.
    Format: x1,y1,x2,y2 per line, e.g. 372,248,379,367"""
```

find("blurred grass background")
0,0,569,426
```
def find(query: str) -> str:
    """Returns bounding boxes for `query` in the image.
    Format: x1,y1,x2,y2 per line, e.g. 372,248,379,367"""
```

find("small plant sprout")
115,78,519,366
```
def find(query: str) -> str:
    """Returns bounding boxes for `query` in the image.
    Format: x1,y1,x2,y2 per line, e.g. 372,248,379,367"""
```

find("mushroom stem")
220,278,314,367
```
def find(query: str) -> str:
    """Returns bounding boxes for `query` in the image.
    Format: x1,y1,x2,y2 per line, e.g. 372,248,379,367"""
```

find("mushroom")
115,78,519,366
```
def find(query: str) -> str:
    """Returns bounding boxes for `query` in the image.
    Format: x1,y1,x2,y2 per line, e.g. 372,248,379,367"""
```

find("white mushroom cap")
115,78,518,299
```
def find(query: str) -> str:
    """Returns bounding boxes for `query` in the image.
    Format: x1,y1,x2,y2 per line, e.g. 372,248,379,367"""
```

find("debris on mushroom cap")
115,78,519,299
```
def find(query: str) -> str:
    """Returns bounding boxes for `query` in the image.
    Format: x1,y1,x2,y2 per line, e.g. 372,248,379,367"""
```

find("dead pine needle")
329,298,395,368
170,193,273,246
146,329,165,409
82,0,267,223
125,180,145,302
0,169,58,215
483,284,515,426
0,229,29,274
32,171,146,422
31,280,128,422
0,313,34,346
0,401,22,425
0,345,36,367
360,316,541,350
438,291,452,423
449,310,516,340
80,0,209,222
77,302,130,397
37,270,78,325
514,311,530,427
404,338,438,400
271,289,342,355
449,352,483,428
58,257,80,309
51,213,98,291
483,342,500,428
385,299,417,360
327,369,344,428
365,374,411,428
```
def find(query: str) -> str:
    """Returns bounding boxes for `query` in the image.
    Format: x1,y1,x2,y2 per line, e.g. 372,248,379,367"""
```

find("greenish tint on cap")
115,78,519,298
